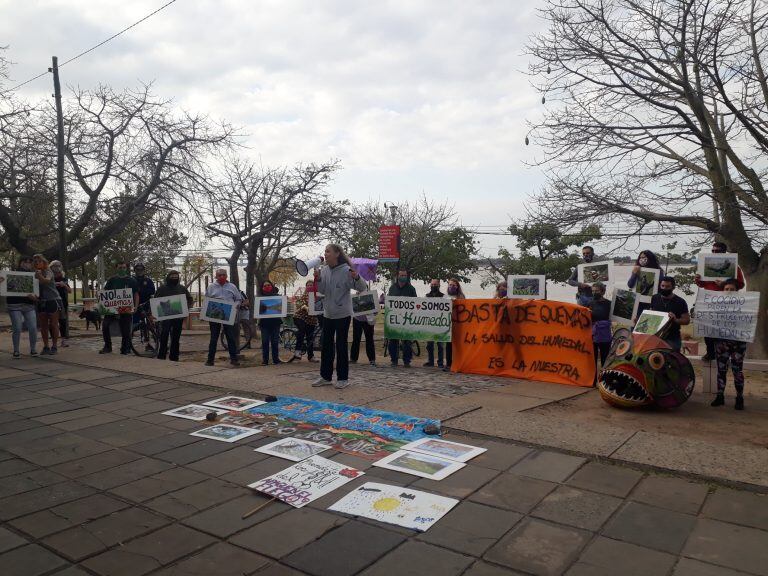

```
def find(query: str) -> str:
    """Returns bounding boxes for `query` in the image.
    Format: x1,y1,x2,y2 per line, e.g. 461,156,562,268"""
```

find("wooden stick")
241,497,276,519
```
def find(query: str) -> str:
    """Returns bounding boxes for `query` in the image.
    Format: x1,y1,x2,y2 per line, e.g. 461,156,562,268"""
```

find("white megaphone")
295,256,324,277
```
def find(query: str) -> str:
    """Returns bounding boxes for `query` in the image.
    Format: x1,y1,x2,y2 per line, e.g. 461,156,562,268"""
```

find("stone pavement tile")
154,542,271,576
50,448,142,479
7,433,113,467
1,396,63,411
0,543,69,576
484,518,591,576
110,400,180,417
110,467,209,502
10,493,131,538
471,440,532,471
73,418,145,440
48,387,115,401
231,507,347,558
683,518,768,576
221,456,297,487
155,439,240,466
36,383,97,396
469,473,557,513
147,386,213,400
77,392,138,407
43,506,172,561
82,397,149,412
125,431,207,456
253,564,310,576
411,465,500,499
508,450,586,483
81,524,215,576
0,468,67,498
701,487,768,531
165,390,224,403
531,486,622,531
51,567,91,576
327,451,375,471
98,422,176,448
0,457,36,478
629,475,710,515
78,456,174,489
136,412,202,430
603,501,697,554
103,378,163,391
53,412,125,432
186,445,271,476
0,418,44,435
34,407,102,424
126,381,181,395
145,477,248,519
565,461,644,497
0,367,32,380
417,501,522,556
565,536,676,576
0,526,27,553
183,493,290,537
672,557,755,576
0,480,95,520
0,423,61,447
283,521,406,576
464,561,528,575
12,401,84,418
55,369,118,381
88,374,148,387
360,541,473,576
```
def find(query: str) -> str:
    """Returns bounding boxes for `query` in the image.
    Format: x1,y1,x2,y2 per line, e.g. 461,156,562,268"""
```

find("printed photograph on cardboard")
698,253,738,281
254,437,330,461
0,270,39,297
508,275,545,299
150,294,189,321
578,260,613,284
203,396,266,411
633,268,660,297
633,310,670,336
200,297,237,325
372,449,466,480
190,424,261,442
308,292,325,316
352,290,378,317
162,404,227,421
400,437,487,463
255,295,288,319
610,288,638,327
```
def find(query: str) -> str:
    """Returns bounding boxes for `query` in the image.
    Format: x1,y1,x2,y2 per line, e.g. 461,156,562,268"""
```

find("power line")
1,0,179,94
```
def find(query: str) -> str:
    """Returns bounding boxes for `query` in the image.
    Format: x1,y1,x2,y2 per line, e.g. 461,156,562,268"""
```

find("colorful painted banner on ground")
693,289,760,343
451,299,595,387
384,296,452,342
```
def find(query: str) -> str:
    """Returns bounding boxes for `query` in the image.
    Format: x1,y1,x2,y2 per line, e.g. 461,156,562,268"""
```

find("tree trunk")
227,245,243,286
81,265,90,298
245,247,257,323
745,261,768,360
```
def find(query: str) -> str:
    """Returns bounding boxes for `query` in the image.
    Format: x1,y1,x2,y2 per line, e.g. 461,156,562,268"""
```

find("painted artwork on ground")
162,405,228,421
190,424,261,442
328,482,459,531
203,396,266,411
248,455,363,508
400,438,486,463
0,270,39,297
254,437,330,461
372,450,465,480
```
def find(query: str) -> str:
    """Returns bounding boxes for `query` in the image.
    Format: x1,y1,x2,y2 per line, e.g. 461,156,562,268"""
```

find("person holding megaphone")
312,243,367,389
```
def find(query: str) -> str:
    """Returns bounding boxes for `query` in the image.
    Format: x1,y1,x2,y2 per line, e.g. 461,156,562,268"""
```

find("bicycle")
219,318,254,352
280,323,323,357
131,302,160,358
382,338,421,360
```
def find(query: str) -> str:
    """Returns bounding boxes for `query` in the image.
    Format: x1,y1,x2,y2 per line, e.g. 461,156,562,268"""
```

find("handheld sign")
98,288,134,315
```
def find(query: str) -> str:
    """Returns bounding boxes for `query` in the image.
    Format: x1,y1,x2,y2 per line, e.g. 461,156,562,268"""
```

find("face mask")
117,269,128,277
498,289,507,297
135,270,145,277
583,253,594,263
262,285,273,294
429,285,439,293
167,278,179,286
659,288,673,297
638,257,648,266
397,276,408,285
447,286,458,296
217,276,227,285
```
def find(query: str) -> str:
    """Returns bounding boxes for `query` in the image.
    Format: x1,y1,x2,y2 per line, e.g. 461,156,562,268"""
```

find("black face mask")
167,278,179,287
429,286,440,293
659,288,673,297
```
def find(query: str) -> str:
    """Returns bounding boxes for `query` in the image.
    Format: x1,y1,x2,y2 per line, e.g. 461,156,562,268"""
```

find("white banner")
98,287,134,315
693,289,760,343
384,296,452,342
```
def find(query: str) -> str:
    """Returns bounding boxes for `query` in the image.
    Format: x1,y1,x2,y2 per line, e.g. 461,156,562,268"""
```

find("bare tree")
527,0,768,356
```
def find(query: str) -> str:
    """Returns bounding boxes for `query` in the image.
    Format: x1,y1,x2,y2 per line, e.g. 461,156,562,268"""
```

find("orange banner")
451,299,595,387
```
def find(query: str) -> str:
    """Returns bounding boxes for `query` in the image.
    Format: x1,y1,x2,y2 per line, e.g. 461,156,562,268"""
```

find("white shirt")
205,281,243,303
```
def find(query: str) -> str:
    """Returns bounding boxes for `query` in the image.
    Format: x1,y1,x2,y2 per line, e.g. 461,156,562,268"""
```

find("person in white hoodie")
312,243,367,389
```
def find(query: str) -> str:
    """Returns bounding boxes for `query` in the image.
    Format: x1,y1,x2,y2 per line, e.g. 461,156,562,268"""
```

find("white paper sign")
150,293,189,321
254,438,330,462
328,482,459,531
98,287,134,315
200,297,238,325
577,260,614,285
693,290,760,343
254,295,288,319
248,455,363,508
0,270,39,297
400,438,487,463
632,310,671,336
610,288,639,327
384,296,452,343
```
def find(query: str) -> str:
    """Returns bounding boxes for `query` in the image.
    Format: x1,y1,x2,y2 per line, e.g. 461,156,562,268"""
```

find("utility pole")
50,56,67,271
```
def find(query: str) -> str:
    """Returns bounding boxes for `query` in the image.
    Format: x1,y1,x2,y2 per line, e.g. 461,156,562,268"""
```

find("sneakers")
30,349,38,356
710,393,725,407
205,360,214,366
312,377,332,387
735,396,744,410
442,365,451,372
50,347,57,355
403,362,411,368
99,347,112,354
230,359,240,367
12,352,20,359
334,379,350,389
369,361,377,367
41,347,51,355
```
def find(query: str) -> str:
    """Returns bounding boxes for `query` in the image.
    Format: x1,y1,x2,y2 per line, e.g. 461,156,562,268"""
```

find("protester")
695,241,746,361
387,269,418,367
313,243,366,388
50,260,72,346
1,256,38,358
259,280,282,365
153,270,193,362
711,278,747,410
350,282,376,367
649,276,690,352
32,254,61,355
204,268,242,367
424,279,445,367
292,280,319,363
589,282,612,384
494,280,508,299
100,261,139,355
132,263,156,325
627,250,662,316
443,278,466,372
567,245,599,306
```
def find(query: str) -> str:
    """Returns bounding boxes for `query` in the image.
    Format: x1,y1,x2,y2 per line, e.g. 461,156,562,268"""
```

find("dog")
79,309,102,331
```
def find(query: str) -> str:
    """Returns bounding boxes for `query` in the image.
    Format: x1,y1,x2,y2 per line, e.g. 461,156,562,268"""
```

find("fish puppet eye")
616,341,631,356
648,352,665,370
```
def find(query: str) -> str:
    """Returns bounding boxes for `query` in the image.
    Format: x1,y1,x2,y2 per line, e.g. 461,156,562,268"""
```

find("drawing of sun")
373,498,401,512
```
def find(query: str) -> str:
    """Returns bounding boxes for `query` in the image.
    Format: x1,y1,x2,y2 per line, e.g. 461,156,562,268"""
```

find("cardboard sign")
450,299,595,387
0,270,39,297
378,225,401,262
98,287,134,315
693,289,760,343
384,296,452,342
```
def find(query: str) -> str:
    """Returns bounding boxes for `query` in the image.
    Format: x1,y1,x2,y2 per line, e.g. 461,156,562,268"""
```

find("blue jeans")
426,341,444,366
388,339,413,365
208,322,238,362
8,305,38,354
260,324,280,363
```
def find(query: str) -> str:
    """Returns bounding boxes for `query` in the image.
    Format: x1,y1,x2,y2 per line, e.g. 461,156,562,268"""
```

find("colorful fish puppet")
597,329,695,409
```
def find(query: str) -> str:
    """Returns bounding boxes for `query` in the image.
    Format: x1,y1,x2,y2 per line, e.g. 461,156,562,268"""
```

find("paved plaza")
0,351,766,576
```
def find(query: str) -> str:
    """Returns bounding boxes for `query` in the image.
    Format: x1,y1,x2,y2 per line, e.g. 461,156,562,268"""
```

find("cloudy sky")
1,0,549,257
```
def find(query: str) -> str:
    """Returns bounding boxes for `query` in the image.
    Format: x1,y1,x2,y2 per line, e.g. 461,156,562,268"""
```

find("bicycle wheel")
383,338,389,357
131,321,158,358
239,321,253,351
410,340,421,357
280,328,297,352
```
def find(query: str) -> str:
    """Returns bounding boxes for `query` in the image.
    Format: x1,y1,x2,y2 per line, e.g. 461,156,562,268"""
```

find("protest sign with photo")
632,267,660,298
577,260,614,285
697,253,739,282
255,295,288,319
632,310,671,336
352,290,378,317
308,292,325,316
372,450,465,480
98,287,134,315
0,270,39,297
384,296,452,342
507,275,546,299
200,297,238,325
693,290,760,343
610,288,639,327
150,294,189,321
450,299,595,387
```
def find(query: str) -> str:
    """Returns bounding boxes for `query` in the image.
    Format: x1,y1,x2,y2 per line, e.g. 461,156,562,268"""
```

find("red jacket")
695,266,746,291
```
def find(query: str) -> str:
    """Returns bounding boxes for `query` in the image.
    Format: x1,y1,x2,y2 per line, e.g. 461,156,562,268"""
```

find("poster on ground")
248,455,363,508
450,299,595,387
328,482,459,531
98,287,135,315
254,437,330,461
372,450,465,480
0,270,39,297
384,296,452,342
400,437,486,463
693,289,760,343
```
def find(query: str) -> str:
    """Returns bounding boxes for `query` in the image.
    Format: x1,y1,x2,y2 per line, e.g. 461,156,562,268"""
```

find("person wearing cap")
153,270,194,361
100,261,139,355
132,263,156,324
